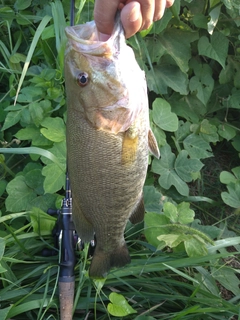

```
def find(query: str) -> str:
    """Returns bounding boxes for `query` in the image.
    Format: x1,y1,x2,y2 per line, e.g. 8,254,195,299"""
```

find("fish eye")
77,72,89,87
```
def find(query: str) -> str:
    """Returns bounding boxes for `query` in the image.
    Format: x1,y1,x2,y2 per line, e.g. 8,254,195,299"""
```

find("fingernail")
99,32,111,41
129,5,140,22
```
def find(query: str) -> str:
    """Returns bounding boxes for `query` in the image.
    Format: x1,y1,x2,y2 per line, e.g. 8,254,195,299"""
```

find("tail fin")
89,243,131,278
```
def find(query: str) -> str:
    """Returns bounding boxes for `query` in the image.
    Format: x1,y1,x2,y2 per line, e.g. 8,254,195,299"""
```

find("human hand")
94,0,175,40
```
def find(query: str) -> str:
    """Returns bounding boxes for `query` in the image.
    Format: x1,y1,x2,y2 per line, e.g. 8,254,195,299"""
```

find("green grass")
0,0,240,319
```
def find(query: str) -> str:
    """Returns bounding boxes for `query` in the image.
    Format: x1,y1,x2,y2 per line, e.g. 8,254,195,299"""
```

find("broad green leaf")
143,186,163,213
191,219,221,240
150,9,172,34
220,171,237,184
28,193,58,212
152,144,189,196
199,119,219,143
163,202,195,224
175,150,204,182
30,208,56,234
163,202,178,223
40,117,66,142
41,141,66,193
232,167,240,179
41,24,55,40
5,176,37,212
210,0,221,8
222,0,240,10
107,292,137,317
192,13,208,29
198,32,229,68
25,169,44,195
152,98,178,132
174,120,191,142
184,236,208,257
177,202,195,224
158,29,198,73
14,0,31,10
147,65,188,95
221,182,240,208
183,133,212,159
218,123,236,141
232,134,240,151
16,126,51,146
144,212,171,248
212,266,240,296
219,58,235,84
151,144,175,176
157,234,192,248
189,64,214,106
229,89,240,109
16,86,43,103
2,110,21,130
9,53,26,63
170,95,204,123
29,102,44,127
151,124,166,147
207,5,221,34
42,164,65,194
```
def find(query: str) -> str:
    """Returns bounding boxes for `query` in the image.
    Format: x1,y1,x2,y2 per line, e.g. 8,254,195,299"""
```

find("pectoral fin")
121,127,139,166
148,129,160,159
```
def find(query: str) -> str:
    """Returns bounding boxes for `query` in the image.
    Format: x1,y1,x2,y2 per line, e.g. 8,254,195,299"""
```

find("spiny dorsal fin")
148,129,160,159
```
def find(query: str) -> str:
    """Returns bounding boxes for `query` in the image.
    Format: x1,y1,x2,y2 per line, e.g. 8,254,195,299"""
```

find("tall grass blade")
14,15,52,105
0,147,62,168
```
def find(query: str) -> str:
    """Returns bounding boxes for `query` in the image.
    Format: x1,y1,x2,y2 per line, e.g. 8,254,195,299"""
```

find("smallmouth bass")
65,15,160,278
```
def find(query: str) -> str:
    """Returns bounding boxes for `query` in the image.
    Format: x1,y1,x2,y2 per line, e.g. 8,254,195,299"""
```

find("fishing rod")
44,2,77,320
57,1,76,318
44,173,76,320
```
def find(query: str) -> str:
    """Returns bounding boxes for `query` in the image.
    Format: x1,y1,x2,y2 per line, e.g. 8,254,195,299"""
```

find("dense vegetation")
0,0,239,319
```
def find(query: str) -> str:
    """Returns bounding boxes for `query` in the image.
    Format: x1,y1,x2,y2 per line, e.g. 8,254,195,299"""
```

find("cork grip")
59,280,75,320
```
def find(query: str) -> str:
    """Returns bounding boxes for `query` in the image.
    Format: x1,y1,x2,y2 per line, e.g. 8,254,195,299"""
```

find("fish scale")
65,15,160,278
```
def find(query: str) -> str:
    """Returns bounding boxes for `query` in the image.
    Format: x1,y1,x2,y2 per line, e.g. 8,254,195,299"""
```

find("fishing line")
70,0,75,26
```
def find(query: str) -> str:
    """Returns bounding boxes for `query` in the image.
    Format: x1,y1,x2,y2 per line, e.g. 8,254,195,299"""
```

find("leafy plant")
0,0,240,319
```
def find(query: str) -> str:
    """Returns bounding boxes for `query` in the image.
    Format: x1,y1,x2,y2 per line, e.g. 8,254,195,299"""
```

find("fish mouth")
65,14,123,55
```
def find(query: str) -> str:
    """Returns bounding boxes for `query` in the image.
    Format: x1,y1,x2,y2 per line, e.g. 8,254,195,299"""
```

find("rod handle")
59,278,75,320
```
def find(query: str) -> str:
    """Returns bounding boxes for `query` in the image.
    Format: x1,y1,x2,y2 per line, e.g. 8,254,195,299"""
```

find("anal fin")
129,195,145,224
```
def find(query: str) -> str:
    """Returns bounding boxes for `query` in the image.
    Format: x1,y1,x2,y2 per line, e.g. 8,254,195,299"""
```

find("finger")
137,0,155,30
154,0,166,21
121,1,142,38
166,0,175,8
94,0,121,35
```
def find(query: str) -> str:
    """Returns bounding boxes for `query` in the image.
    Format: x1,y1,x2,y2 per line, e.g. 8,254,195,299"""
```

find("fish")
64,14,160,278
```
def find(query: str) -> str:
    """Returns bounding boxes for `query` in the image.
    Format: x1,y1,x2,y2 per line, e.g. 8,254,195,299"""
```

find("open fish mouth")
65,15,123,56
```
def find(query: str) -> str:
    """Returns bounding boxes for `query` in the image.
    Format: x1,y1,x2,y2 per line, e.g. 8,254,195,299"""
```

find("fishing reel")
42,174,96,273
